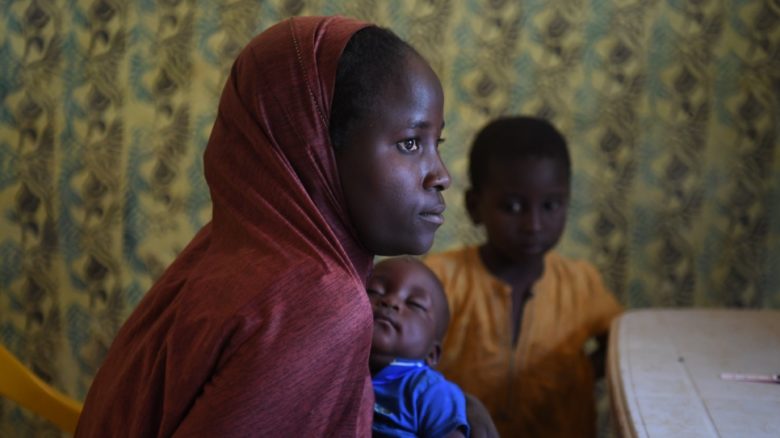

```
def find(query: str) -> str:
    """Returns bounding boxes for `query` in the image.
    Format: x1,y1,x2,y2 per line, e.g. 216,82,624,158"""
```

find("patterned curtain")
1,0,777,435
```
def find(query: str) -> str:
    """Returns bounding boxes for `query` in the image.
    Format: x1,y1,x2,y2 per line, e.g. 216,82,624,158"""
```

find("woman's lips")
419,203,446,225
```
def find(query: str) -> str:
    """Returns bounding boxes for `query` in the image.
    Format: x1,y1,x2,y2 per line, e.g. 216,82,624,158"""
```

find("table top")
608,308,780,438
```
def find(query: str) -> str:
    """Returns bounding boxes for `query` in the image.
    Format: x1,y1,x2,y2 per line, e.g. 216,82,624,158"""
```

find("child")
424,116,623,437
77,17,450,437
368,257,470,438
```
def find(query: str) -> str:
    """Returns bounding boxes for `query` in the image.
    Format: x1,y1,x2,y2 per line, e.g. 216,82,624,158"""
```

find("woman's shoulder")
172,248,361,332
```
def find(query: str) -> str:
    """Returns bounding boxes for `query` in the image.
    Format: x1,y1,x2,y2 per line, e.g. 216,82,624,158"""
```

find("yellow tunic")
424,246,623,437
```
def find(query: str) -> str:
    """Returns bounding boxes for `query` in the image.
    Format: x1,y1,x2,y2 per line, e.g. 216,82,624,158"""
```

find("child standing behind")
424,116,623,437
368,257,470,438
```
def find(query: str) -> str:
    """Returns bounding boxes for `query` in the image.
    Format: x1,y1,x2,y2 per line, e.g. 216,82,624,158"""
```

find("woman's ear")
465,188,481,225
425,341,442,367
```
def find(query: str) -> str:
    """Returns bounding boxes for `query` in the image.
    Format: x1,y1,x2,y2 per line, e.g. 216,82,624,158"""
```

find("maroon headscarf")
77,16,375,437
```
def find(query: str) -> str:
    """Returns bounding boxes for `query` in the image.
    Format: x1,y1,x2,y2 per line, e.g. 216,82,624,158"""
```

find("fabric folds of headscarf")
76,16,375,438
204,15,372,278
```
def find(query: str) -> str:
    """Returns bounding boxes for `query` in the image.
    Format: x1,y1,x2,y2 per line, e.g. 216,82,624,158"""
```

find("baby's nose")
379,295,401,310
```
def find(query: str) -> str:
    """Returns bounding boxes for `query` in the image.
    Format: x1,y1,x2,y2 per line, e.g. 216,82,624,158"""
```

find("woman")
76,16,450,436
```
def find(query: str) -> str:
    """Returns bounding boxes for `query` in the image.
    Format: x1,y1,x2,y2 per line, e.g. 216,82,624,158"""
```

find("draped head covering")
204,15,372,276
77,16,375,437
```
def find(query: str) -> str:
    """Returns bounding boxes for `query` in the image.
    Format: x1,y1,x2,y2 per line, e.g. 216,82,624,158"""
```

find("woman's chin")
372,236,434,257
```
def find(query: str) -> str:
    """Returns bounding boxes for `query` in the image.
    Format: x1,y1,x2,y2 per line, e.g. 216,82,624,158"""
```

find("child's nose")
519,208,542,231
379,295,400,310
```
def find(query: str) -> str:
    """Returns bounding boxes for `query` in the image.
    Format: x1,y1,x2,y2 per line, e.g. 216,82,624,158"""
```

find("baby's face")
367,259,444,369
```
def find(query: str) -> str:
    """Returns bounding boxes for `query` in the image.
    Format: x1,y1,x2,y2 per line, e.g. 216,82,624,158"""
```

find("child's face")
367,259,445,372
336,53,450,257
468,157,569,262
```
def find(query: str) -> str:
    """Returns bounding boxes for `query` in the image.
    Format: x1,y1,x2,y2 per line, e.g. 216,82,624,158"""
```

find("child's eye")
503,200,522,214
543,199,563,212
396,138,420,153
408,301,427,311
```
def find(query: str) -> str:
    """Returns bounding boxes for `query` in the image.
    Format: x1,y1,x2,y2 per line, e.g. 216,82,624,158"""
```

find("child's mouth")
374,313,399,330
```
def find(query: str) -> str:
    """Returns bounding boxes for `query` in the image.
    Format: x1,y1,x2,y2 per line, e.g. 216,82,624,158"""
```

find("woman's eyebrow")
407,120,446,130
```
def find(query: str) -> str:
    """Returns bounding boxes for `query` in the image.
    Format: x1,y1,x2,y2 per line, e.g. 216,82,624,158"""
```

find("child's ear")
425,341,442,367
464,188,481,225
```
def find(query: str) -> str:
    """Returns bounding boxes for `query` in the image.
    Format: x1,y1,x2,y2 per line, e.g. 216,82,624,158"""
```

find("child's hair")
468,116,571,192
432,279,450,342
329,26,420,150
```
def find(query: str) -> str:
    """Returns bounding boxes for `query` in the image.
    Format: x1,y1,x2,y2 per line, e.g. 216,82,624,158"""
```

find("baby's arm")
464,392,499,438
444,429,467,437
589,333,610,379
419,379,472,438
581,260,623,380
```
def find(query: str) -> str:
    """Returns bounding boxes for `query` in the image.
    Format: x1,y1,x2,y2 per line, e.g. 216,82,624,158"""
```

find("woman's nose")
423,154,451,191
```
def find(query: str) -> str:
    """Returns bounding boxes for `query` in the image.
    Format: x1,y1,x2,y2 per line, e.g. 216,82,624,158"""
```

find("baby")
368,257,469,438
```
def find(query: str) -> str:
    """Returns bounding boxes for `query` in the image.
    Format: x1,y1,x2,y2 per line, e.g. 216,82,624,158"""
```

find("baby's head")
367,256,449,375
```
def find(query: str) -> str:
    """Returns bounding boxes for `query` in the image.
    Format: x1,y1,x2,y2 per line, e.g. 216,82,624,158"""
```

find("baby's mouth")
374,312,399,331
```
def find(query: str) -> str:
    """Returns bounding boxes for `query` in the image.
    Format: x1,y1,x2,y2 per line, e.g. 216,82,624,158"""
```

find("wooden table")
608,309,780,437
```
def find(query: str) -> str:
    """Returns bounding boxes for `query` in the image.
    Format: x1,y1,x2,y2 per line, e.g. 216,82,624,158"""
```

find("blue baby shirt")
372,359,469,437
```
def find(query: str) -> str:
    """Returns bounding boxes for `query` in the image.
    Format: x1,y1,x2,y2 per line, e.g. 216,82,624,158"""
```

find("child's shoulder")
391,362,458,397
541,251,622,319
409,366,469,437
424,245,475,264
540,250,616,304
404,363,447,389
411,367,465,408
544,250,602,280
424,245,479,272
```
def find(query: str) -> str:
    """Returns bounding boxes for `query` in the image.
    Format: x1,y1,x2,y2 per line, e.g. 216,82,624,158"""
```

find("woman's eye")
397,138,420,152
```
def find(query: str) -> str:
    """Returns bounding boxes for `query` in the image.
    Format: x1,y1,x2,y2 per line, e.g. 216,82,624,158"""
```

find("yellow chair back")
0,345,82,434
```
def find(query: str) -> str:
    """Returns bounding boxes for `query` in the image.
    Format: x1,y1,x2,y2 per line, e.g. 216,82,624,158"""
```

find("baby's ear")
464,189,481,225
425,341,442,367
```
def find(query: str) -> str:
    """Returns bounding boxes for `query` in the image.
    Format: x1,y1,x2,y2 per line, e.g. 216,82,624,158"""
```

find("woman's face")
336,53,450,256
